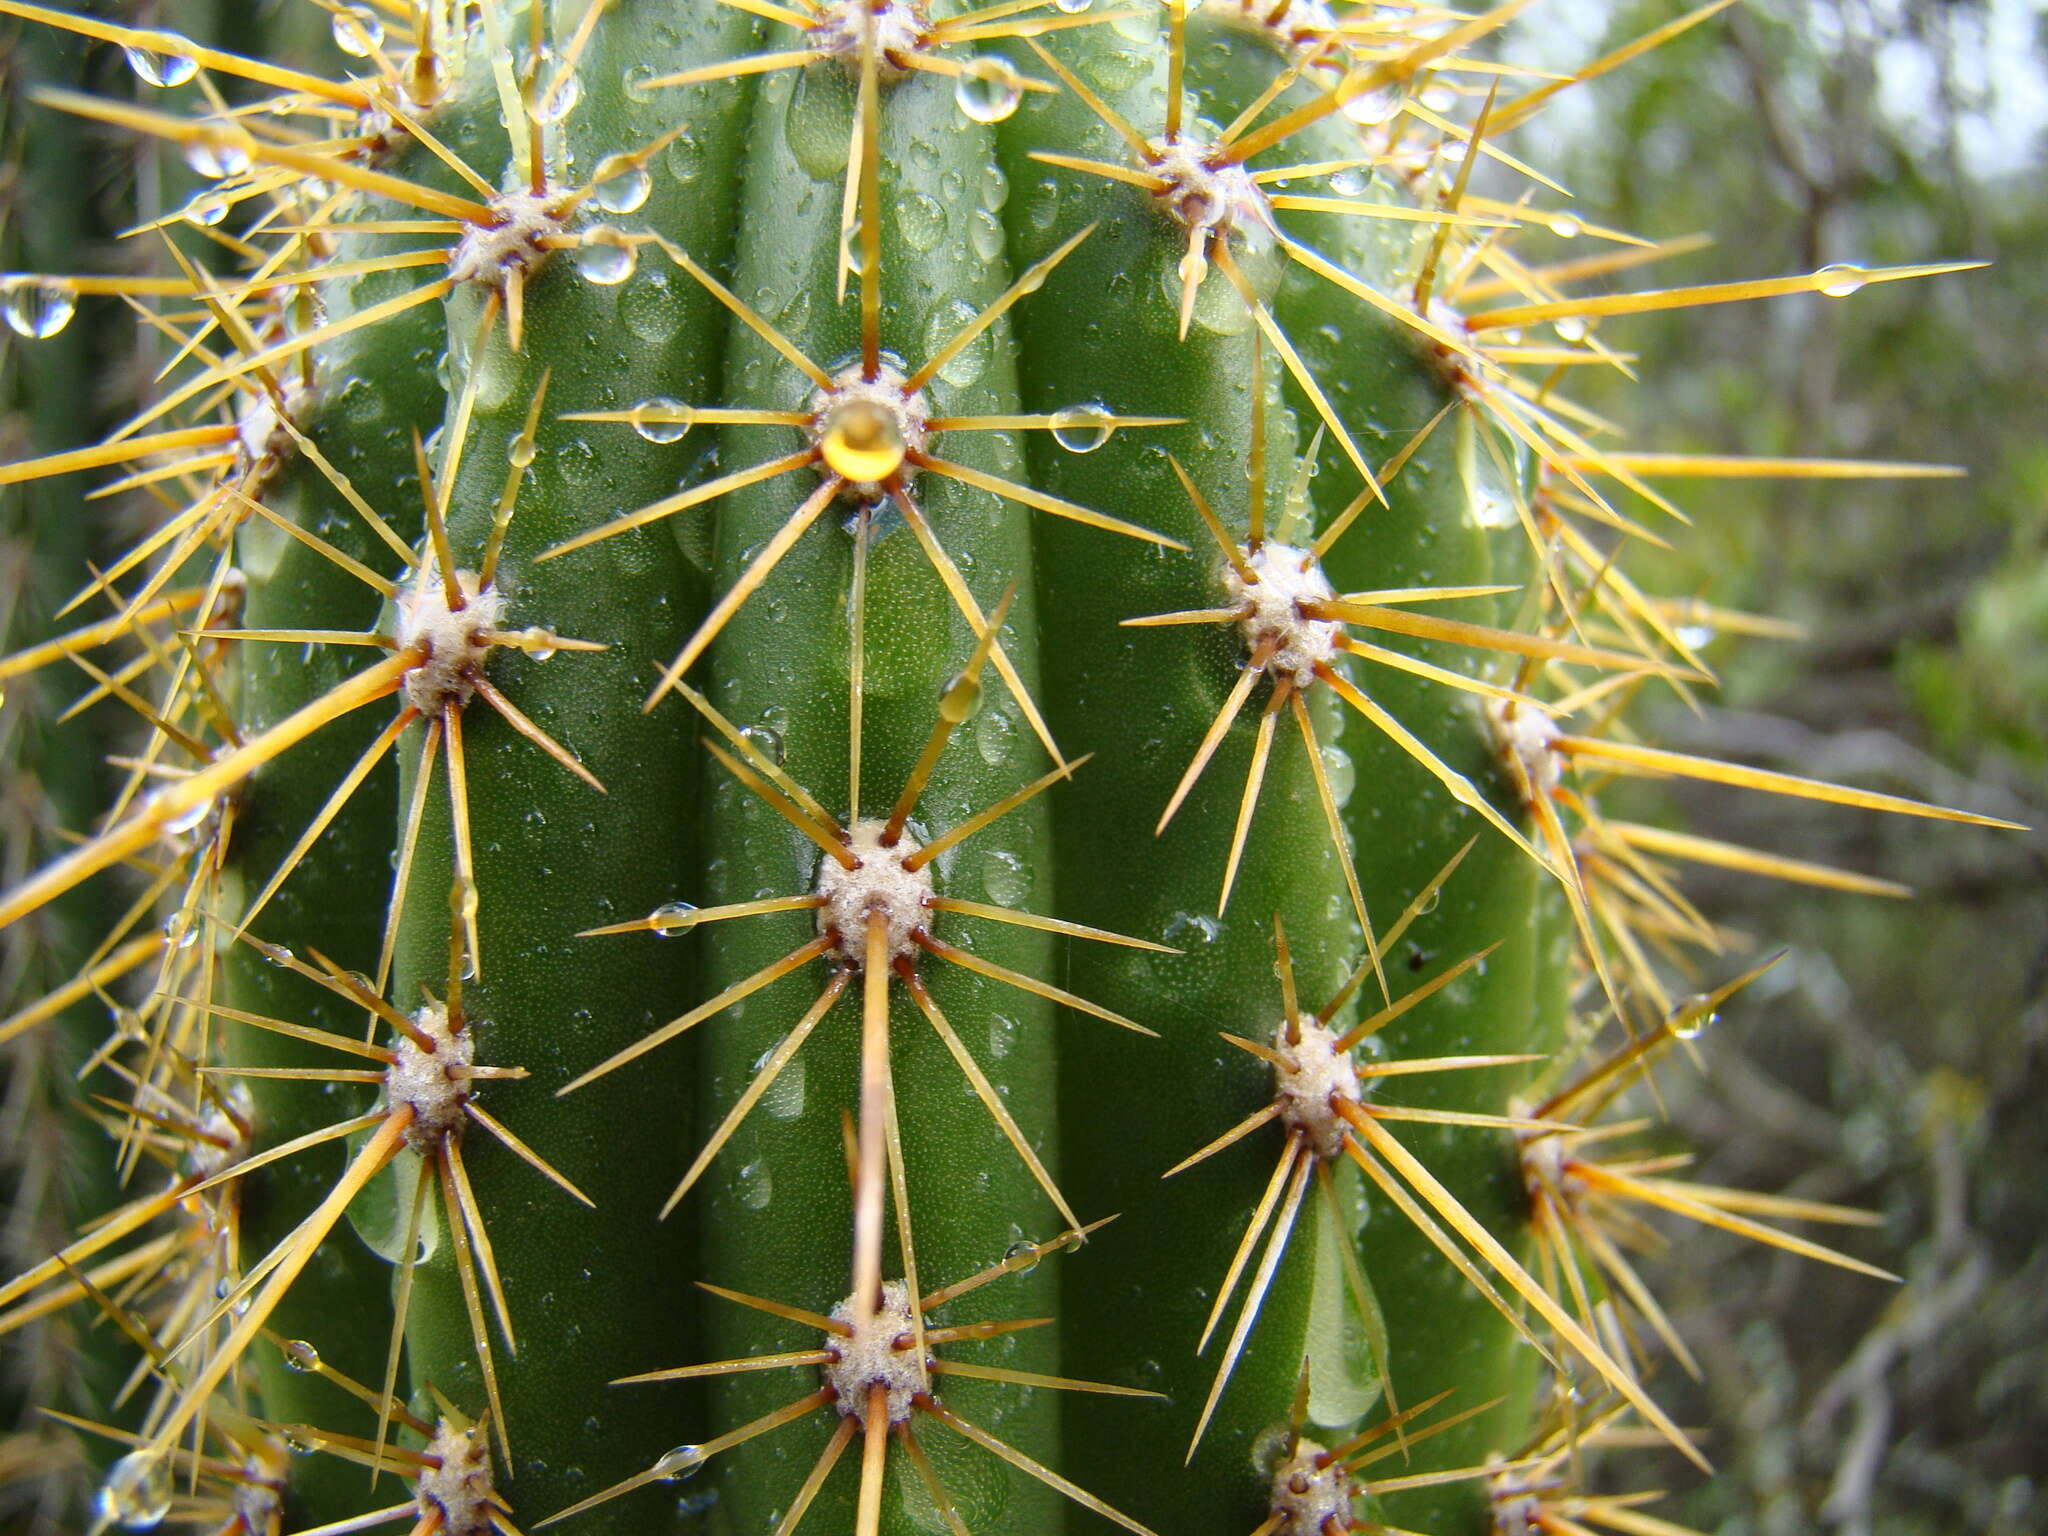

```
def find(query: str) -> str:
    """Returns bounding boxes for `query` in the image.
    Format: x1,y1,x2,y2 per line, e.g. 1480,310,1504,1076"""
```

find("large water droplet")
629,397,691,444
1547,213,1581,239
185,191,232,228
506,433,537,469
1553,315,1589,343
655,1445,705,1480
124,40,197,88
1339,72,1408,127
1,279,76,340
282,1338,321,1372
1815,262,1866,299
981,848,1027,905
737,1159,773,1210
954,56,1024,124
1049,403,1114,454
591,154,652,214
184,135,250,179
96,1450,173,1529
839,220,870,276
331,5,384,56
1003,1237,1042,1273
938,670,984,724
649,900,698,935
573,229,637,285
1667,994,1718,1039
740,724,786,764
896,191,946,253
531,53,582,123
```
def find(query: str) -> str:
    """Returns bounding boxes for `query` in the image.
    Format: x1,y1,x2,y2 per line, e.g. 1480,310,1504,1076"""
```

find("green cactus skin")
0,4,1993,1536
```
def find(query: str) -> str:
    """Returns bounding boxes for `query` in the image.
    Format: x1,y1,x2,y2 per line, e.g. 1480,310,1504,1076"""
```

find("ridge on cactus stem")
0,0,2021,1534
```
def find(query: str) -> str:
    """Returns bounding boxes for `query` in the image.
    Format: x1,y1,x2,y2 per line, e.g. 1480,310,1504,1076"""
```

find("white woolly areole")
395,566,503,715
184,1083,254,1183
1273,1013,1361,1161
1486,1454,1552,1536
1517,1125,1584,1207
447,190,573,288
231,1439,287,1536
1484,698,1563,804
233,378,306,494
825,1281,930,1427
1150,140,1278,248
1227,541,1340,689
416,1419,494,1536
1268,1439,1353,1533
386,1000,474,1152
807,0,930,70
807,362,930,499
816,819,934,968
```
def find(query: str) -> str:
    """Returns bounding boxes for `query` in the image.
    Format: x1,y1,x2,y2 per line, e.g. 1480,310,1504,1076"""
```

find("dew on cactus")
0,1,2019,1534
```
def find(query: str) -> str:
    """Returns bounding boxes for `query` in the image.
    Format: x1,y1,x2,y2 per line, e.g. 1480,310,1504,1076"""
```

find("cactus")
0,3,2020,1536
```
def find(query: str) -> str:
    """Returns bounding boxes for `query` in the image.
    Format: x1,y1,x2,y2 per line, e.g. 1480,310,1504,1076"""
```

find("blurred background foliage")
1,1,2043,1533
1521,1,2048,1531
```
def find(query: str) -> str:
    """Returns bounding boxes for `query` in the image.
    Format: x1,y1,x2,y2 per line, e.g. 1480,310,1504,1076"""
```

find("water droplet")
979,162,1008,213
664,128,704,183
184,136,250,179
1548,213,1581,239
281,1424,317,1454
1163,911,1223,946
649,900,698,935
655,1445,705,1480
1415,887,1441,915
1668,994,1717,1039
896,191,946,253
521,626,558,660
1003,1237,1042,1273
162,793,214,836
629,397,691,444
591,154,652,214
924,298,989,387
1554,315,1589,343
506,433,537,469
2,278,76,340
1339,72,1408,126
981,848,1027,905
531,54,582,123
938,670,983,724
95,1450,172,1529
331,5,384,55
124,40,197,88
1055,0,1090,13
1049,403,1114,454
1321,744,1355,808
1329,168,1366,197
1676,623,1715,650
740,724,785,764
969,207,1005,263
573,228,636,285
736,1159,773,1210
762,1053,805,1118
820,398,902,480
1815,262,1866,299
185,191,232,227
954,56,1024,124
839,220,870,275
282,1338,321,1372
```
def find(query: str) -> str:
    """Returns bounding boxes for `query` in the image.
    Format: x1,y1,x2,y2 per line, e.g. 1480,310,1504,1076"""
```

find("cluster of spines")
0,1,2019,1535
